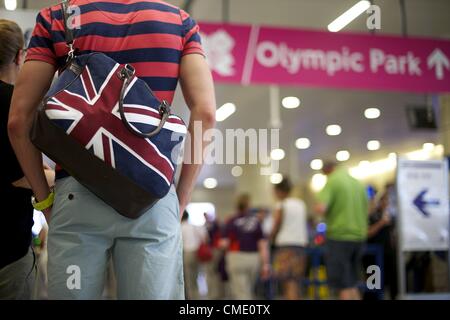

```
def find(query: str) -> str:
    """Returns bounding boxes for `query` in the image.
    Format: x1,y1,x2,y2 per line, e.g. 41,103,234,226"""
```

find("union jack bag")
30,1,187,219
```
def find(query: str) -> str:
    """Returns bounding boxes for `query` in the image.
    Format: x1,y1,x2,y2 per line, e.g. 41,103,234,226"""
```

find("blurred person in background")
256,207,276,300
315,161,368,300
0,19,54,300
270,177,308,300
365,191,398,299
221,194,270,300
181,211,208,300
204,212,225,299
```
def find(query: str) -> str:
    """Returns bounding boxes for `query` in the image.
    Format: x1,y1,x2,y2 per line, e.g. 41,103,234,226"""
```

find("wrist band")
32,191,55,211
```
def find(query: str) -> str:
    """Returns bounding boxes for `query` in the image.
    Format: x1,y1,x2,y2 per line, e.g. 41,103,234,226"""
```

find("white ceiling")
12,0,450,187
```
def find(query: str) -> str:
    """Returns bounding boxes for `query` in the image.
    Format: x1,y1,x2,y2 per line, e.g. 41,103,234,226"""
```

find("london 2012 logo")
200,29,236,77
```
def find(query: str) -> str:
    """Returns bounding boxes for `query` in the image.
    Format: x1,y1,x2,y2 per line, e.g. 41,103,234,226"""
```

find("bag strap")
60,0,76,60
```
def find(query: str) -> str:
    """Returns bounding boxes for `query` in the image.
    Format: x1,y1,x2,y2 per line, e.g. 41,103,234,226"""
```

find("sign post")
396,158,450,299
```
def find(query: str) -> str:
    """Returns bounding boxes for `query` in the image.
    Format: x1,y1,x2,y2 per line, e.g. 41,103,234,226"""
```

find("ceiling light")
350,157,397,180
4,0,17,10
435,144,444,155
423,143,435,152
270,173,283,184
364,108,381,119
203,178,218,189
231,166,243,177
367,140,381,151
328,0,371,32
326,124,342,136
310,159,324,171
282,96,301,109
359,160,371,168
336,150,350,161
295,138,311,150
311,174,327,192
216,103,236,122
270,148,285,161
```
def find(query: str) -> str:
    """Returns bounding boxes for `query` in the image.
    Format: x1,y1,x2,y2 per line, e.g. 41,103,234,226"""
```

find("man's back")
26,0,204,104
319,169,368,241
9,0,216,301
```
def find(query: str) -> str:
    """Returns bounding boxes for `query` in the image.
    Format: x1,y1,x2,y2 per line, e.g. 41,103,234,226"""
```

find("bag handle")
118,65,171,139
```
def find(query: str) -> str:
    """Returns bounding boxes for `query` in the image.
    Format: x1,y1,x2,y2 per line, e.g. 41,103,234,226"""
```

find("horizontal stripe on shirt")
26,0,204,104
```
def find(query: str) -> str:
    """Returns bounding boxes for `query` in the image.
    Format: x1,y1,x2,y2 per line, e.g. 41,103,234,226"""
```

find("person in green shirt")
315,161,369,300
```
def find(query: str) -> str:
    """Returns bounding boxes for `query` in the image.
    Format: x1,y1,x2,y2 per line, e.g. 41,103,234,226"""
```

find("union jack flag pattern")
44,53,187,198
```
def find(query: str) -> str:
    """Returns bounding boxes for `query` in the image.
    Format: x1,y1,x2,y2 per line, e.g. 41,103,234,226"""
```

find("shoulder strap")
61,0,74,45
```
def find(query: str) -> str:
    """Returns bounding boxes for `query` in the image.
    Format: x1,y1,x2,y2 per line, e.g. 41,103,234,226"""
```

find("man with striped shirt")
8,0,216,299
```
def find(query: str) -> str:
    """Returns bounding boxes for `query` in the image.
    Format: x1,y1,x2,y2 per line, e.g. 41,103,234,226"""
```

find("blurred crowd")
180,162,400,300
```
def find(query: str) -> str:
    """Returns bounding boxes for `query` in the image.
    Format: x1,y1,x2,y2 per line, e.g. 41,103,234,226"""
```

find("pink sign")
199,22,450,93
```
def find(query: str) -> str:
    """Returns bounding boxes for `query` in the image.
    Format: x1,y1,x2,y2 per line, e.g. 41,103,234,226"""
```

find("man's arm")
258,239,271,279
314,185,331,217
8,61,56,217
269,207,283,243
178,54,216,216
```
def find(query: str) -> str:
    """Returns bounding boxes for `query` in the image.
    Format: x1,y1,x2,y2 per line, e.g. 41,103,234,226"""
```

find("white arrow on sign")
427,48,450,80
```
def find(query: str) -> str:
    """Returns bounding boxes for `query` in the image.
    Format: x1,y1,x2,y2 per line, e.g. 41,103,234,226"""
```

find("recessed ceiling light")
5,0,17,10
216,103,236,122
359,160,371,167
270,148,286,161
295,138,311,150
364,108,381,119
336,150,350,162
328,0,371,32
388,152,397,160
311,173,327,192
367,140,381,151
270,173,283,184
310,159,324,170
231,166,243,177
423,143,435,152
203,178,218,189
282,96,301,109
326,125,342,136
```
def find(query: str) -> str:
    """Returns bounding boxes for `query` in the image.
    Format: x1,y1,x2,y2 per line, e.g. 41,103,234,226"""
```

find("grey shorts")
47,176,184,300
0,248,36,300
324,239,365,290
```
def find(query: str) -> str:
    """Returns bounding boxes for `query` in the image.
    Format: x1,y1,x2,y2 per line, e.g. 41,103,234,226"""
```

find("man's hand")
380,212,391,226
314,203,327,216
260,263,271,280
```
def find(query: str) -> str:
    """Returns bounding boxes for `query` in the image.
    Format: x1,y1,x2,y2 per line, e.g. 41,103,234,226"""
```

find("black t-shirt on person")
0,80,34,269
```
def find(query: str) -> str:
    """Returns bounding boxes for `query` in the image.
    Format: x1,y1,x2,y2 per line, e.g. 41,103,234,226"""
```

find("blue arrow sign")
413,189,440,217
